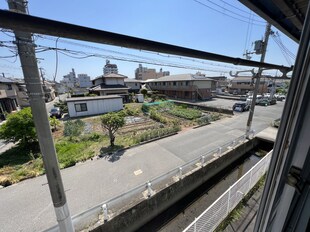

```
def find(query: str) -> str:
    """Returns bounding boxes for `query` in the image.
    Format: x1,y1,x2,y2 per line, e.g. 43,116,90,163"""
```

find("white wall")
67,98,123,118
105,78,124,85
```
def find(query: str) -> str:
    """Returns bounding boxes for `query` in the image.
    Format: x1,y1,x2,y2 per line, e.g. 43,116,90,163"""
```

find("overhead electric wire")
193,0,265,26
218,0,261,18
32,43,238,74
38,34,247,71
53,37,59,82
202,0,265,23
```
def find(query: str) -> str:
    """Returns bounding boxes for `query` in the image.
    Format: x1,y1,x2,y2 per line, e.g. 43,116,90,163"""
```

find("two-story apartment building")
89,73,129,102
146,74,216,101
229,76,268,94
124,79,142,93
0,77,19,115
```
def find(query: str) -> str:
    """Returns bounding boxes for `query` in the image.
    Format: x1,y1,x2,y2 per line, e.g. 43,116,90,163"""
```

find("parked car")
246,95,263,105
232,102,250,112
269,98,277,105
50,107,62,119
258,99,270,106
276,95,286,101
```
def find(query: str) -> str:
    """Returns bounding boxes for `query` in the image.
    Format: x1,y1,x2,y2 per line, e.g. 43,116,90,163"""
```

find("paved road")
0,101,284,232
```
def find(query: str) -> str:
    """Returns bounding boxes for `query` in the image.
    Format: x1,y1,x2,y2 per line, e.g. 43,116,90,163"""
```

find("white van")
246,95,263,104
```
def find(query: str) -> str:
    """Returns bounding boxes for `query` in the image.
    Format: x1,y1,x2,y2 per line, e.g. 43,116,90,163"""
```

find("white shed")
66,95,123,118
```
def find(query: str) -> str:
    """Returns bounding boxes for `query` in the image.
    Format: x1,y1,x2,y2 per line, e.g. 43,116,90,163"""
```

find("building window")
185,81,189,86
75,103,87,112
185,91,189,97
7,84,12,90
135,83,137,86
173,82,176,86
163,82,166,86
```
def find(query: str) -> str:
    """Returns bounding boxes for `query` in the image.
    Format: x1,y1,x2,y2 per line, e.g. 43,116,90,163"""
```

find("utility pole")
246,23,272,138
39,67,45,84
7,1,74,231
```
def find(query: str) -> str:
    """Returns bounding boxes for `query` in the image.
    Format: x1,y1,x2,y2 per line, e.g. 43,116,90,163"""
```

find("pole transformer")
246,23,272,137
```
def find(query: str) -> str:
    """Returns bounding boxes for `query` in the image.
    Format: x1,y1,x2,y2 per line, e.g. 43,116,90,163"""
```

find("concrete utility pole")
7,1,74,231
246,23,272,138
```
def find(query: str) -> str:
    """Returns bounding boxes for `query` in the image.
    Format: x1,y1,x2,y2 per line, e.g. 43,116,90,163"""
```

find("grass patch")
168,107,202,120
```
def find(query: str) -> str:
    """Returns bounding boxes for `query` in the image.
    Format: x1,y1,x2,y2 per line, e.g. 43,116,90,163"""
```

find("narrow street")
0,101,284,232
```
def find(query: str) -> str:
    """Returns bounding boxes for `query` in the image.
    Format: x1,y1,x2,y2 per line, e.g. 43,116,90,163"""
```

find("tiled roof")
90,84,129,91
147,74,215,82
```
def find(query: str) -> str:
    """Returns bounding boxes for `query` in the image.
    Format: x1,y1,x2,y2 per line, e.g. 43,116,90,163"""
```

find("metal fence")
47,132,255,232
183,150,272,232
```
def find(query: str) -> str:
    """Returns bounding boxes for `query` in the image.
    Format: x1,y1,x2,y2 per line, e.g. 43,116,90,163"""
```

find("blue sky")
0,0,298,81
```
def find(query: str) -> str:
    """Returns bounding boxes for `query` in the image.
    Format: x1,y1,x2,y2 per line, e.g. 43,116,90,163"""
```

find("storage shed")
66,95,123,118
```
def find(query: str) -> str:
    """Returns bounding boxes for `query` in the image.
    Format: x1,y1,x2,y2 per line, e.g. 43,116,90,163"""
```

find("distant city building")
61,68,77,88
77,74,92,88
103,60,118,75
135,64,170,80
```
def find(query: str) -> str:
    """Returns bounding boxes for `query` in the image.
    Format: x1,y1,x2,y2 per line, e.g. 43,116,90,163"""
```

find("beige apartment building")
229,76,268,94
147,74,216,101
135,64,170,80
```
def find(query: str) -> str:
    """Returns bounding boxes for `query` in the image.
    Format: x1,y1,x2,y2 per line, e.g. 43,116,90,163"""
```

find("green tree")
100,112,125,147
0,107,37,146
49,116,61,132
140,88,148,97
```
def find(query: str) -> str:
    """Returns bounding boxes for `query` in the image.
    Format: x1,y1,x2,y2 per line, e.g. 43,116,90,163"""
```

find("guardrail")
183,149,272,232
47,132,255,232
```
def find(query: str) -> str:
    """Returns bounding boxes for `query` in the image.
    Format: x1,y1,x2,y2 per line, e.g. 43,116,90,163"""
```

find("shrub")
196,115,210,125
0,107,38,147
54,100,68,113
63,119,85,138
150,110,169,124
134,125,180,143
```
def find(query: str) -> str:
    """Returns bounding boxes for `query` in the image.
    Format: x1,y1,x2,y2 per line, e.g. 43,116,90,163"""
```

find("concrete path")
0,102,284,232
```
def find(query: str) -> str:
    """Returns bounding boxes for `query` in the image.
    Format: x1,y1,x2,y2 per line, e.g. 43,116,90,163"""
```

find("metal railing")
183,149,272,232
47,132,255,232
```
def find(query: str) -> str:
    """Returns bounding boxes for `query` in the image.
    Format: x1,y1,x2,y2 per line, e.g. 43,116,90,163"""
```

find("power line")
193,0,265,26
218,0,261,18
202,0,265,23
38,34,247,71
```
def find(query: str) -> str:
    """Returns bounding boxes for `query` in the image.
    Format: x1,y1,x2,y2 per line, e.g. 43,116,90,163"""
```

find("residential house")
89,73,129,102
146,74,216,101
0,77,19,115
229,76,268,95
135,64,170,80
67,95,123,118
124,79,142,93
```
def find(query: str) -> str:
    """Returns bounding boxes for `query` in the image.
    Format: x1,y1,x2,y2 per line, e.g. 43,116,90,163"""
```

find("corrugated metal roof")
0,76,16,83
66,95,122,102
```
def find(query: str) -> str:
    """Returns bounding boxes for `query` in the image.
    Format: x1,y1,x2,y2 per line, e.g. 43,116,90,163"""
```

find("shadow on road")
99,146,125,162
